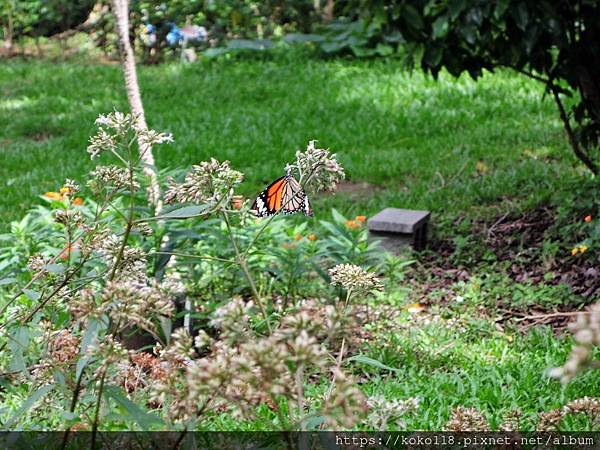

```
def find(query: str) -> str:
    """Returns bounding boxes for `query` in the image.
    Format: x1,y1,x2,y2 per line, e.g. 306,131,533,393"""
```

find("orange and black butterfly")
252,173,313,217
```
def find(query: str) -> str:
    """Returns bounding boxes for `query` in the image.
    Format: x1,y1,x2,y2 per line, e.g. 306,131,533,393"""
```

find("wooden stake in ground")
111,0,163,214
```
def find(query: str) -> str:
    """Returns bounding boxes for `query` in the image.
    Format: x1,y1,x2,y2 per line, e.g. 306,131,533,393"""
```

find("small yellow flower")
404,303,425,313
475,160,489,174
44,192,63,201
307,234,317,241
585,215,592,223
579,245,588,253
572,247,579,256
60,186,72,195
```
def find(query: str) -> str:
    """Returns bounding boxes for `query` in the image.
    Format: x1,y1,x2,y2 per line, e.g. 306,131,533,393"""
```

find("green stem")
90,367,108,450
152,251,237,264
222,211,272,335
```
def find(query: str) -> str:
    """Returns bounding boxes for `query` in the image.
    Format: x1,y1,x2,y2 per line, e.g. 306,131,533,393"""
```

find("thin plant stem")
295,364,306,431
152,251,237,264
90,367,108,450
222,211,272,335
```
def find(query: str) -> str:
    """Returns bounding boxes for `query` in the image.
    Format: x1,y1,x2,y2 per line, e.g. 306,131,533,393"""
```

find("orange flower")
59,245,73,260
44,192,63,201
307,234,317,241
294,234,303,241
281,242,297,250
345,220,361,230
355,215,367,223
72,197,84,206
585,215,593,223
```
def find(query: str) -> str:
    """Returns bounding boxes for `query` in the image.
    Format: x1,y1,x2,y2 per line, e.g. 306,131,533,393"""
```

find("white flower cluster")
548,303,600,383
366,395,419,430
87,111,172,159
329,263,383,293
164,158,244,207
286,140,345,192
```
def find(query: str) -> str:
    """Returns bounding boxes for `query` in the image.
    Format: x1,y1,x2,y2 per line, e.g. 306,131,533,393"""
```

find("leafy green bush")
322,1,600,175
0,111,405,431
0,0,95,38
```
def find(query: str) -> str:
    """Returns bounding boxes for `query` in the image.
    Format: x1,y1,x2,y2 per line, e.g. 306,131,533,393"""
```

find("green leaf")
227,39,274,50
152,204,211,220
448,0,466,20
202,47,229,58
4,383,55,428
403,4,424,30
104,386,165,430
375,43,394,56
76,318,100,379
284,33,325,43
8,326,29,374
348,354,400,373
331,208,348,224
0,277,17,286
432,16,449,38
23,289,40,301
424,45,443,67
43,263,65,274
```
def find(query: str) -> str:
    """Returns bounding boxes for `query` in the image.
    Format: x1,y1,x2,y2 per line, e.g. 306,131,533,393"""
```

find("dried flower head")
322,369,367,429
87,334,128,369
210,297,253,344
285,140,345,192
61,179,80,196
99,280,174,333
88,165,138,192
87,128,117,159
49,330,80,364
53,209,85,227
537,408,564,431
164,158,243,207
444,406,489,431
366,395,419,430
548,305,600,383
329,264,383,293
97,236,148,281
563,396,600,427
498,408,522,432
27,254,49,274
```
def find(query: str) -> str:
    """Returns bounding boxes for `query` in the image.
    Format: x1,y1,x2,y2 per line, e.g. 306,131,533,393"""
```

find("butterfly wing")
281,176,313,216
252,175,286,217
252,175,313,217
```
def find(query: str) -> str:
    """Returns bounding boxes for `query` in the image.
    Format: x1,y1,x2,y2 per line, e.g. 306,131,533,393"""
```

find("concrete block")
367,208,431,251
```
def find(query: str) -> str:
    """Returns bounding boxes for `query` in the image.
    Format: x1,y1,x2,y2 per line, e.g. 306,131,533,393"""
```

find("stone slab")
367,208,430,233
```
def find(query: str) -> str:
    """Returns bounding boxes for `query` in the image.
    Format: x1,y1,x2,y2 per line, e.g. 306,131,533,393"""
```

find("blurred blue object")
180,25,208,43
141,23,157,47
166,24,183,46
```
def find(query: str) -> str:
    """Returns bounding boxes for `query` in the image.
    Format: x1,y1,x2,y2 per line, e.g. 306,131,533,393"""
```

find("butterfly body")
252,174,313,217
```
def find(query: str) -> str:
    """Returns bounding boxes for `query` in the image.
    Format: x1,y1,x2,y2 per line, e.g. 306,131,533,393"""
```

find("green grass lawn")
2,55,599,431
0,56,580,231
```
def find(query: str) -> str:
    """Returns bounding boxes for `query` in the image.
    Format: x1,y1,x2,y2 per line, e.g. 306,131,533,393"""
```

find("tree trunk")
111,0,163,213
